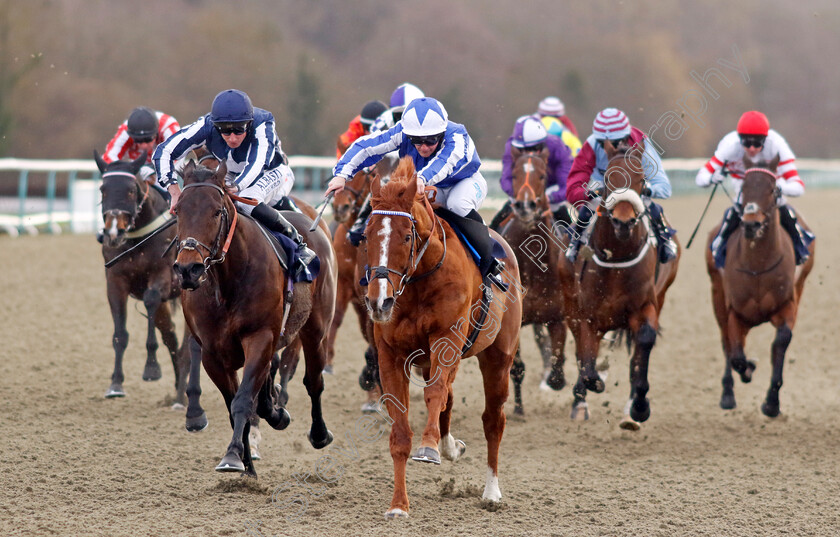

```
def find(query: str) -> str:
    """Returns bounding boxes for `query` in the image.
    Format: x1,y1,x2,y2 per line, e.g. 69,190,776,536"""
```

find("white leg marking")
482,467,502,502
439,433,465,461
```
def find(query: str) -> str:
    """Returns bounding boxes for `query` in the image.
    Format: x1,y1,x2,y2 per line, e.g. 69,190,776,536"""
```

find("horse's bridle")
175,182,238,271
513,155,550,223
341,169,374,210
101,171,151,233
364,197,446,298
737,167,781,238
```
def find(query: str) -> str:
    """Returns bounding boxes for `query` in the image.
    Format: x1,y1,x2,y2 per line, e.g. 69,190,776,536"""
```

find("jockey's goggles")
598,136,628,148
131,135,155,144
408,133,443,147
739,135,765,148
215,122,251,135
522,143,545,153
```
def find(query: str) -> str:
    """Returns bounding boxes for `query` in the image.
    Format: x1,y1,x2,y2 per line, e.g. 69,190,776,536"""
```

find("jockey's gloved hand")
586,185,604,200
710,172,726,185
325,176,346,197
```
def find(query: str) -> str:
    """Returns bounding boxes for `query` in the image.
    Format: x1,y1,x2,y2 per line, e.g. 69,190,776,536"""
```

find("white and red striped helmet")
593,108,630,140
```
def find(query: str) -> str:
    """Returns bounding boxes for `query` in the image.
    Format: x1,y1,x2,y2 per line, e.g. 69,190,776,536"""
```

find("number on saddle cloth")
434,207,507,277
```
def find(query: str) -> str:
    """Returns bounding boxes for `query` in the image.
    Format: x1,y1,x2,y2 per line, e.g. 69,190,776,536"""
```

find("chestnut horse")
364,157,522,518
173,161,335,476
705,155,815,416
95,150,189,405
499,149,569,414
562,142,680,428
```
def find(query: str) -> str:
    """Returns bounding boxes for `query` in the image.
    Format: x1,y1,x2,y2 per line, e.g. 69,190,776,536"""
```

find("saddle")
434,208,507,276
241,210,320,283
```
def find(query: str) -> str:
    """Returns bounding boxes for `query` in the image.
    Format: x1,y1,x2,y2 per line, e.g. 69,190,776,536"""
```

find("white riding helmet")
390,83,425,113
401,98,448,137
511,115,548,148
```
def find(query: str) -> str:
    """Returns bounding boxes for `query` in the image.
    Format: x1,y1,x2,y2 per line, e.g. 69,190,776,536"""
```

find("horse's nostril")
381,297,394,311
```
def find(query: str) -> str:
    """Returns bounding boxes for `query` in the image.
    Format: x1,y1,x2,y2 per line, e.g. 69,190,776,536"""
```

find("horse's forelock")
182,163,220,186
377,157,419,209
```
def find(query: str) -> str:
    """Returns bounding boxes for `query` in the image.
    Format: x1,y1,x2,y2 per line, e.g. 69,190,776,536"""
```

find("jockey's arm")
499,141,515,198
643,140,671,199
564,143,597,206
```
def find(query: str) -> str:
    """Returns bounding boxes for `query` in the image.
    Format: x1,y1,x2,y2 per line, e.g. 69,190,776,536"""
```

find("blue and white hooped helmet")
401,98,448,137
511,115,548,148
389,83,425,112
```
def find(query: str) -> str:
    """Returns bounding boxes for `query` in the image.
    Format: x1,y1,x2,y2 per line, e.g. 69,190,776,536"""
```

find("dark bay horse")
499,149,569,414
562,141,680,429
173,161,335,476
364,157,522,518
705,155,815,416
95,150,189,405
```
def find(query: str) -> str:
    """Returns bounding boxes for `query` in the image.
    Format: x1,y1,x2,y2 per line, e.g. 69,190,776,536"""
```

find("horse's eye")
404,234,411,243
215,209,223,217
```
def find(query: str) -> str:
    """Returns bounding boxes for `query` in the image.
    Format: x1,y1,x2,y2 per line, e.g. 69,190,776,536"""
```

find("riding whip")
104,217,177,268
309,191,334,232
686,161,728,249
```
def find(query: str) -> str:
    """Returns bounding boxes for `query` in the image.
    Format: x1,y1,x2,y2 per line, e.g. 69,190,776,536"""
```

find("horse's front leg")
414,337,460,465
218,332,273,477
152,296,182,404
622,304,658,429
184,335,208,432
378,348,412,518
105,279,129,398
544,321,567,391
763,306,796,418
571,320,603,421
140,288,163,381
726,312,756,384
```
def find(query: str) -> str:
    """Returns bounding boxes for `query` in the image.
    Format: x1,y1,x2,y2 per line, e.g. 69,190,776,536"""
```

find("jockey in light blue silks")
325,97,505,285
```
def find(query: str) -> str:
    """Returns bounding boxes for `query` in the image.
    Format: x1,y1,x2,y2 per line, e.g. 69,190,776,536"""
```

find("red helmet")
736,111,770,136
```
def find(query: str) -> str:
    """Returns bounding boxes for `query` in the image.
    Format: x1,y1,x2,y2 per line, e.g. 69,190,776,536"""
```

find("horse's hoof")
384,508,409,519
142,363,162,381
323,364,334,375
360,401,382,414
720,394,736,410
584,376,605,393
249,428,262,461
170,402,186,411
619,416,641,431
185,412,209,432
104,385,126,398
740,361,757,383
513,405,525,416
250,449,261,461
761,402,781,418
215,454,245,473
267,408,291,431
411,446,441,465
309,429,334,450
630,399,651,423
570,401,589,421
439,435,466,462
539,379,551,391
546,371,566,391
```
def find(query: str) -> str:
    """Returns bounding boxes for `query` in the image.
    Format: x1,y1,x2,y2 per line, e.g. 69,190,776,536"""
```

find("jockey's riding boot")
347,196,372,247
711,205,742,269
565,204,594,263
487,258,509,292
251,202,317,279
647,202,677,264
778,203,814,265
488,200,513,232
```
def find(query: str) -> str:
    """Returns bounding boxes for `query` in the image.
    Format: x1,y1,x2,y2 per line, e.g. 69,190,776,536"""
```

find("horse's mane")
182,161,227,187
374,157,421,208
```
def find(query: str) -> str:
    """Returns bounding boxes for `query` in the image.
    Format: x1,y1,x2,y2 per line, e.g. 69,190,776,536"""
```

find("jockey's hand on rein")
326,176,345,197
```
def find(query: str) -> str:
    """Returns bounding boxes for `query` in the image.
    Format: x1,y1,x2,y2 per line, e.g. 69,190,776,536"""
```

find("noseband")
175,182,238,271
365,202,445,298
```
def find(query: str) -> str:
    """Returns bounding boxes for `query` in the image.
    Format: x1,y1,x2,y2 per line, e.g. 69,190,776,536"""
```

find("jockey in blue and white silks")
153,89,316,280
326,97,505,284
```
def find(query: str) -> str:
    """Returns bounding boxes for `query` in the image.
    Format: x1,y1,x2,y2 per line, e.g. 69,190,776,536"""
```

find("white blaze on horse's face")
523,162,534,174
376,216,392,306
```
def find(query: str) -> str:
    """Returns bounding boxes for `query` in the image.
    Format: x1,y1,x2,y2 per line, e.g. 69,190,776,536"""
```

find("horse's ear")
371,175,382,197
604,139,617,159
511,146,523,161
743,154,755,169
214,161,228,187
405,173,418,202
539,145,550,162
182,160,196,183
768,153,780,173
129,151,147,174
93,149,107,173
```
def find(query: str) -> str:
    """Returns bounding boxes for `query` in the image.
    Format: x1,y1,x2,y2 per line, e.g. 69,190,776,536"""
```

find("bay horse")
364,157,522,518
562,141,680,428
705,155,815,416
173,161,335,476
499,149,569,414
95,150,190,406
